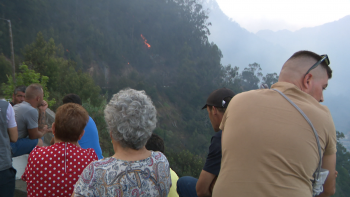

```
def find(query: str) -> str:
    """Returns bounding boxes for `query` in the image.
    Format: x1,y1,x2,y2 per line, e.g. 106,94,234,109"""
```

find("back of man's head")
279,50,332,83
145,133,165,153
202,88,235,114
25,84,43,101
62,94,82,105
278,50,332,102
14,85,27,95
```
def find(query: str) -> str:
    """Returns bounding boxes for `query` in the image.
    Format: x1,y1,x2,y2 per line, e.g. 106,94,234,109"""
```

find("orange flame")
140,34,151,48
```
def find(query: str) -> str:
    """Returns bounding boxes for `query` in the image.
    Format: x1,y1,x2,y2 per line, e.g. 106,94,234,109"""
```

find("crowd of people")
0,50,337,197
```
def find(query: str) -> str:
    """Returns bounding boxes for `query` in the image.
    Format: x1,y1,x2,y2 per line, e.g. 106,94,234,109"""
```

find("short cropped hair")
62,94,82,105
54,103,89,142
25,84,43,100
146,133,165,153
288,50,332,79
13,85,26,95
104,88,157,150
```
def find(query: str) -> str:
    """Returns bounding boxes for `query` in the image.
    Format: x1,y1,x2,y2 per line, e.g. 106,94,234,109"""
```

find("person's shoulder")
88,116,95,123
73,145,94,155
29,145,51,157
170,168,179,179
213,130,222,138
16,102,37,115
85,116,97,129
88,157,116,169
151,151,168,162
6,102,14,113
317,104,332,116
81,147,97,154
231,89,273,103
315,104,335,128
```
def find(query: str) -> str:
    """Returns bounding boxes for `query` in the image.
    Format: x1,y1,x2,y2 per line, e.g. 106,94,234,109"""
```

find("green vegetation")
0,0,349,195
334,132,350,197
1,64,55,106
0,54,12,85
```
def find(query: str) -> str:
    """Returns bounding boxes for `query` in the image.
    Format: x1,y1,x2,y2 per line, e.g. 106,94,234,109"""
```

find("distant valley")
206,0,350,147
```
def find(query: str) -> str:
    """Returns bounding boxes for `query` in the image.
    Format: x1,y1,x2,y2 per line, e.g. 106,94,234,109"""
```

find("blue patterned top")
73,151,171,197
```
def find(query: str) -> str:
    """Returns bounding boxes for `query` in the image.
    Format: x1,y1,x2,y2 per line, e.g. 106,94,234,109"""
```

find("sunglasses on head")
304,54,330,76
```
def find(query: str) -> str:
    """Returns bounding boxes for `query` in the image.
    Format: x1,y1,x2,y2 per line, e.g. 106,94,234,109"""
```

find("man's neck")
25,99,37,108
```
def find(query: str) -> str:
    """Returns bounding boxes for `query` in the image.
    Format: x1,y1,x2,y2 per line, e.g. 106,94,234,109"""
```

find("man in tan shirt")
213,50,337,197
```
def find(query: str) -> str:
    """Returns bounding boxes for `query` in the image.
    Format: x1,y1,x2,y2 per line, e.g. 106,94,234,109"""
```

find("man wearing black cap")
177,88,235,197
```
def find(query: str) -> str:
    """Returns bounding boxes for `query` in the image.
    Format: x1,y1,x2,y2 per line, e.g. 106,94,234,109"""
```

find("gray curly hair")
104,88,157,150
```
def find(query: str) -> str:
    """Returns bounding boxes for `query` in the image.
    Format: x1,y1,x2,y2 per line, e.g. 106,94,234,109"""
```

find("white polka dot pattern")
22,142,98,197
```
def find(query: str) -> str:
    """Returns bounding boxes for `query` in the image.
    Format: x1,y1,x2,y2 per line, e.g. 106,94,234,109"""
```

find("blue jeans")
177,176,198,197
10,137,38,157
0,167,16,197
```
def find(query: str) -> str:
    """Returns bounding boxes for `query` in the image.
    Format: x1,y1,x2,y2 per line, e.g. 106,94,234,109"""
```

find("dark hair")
145,133,165,153
54,103,88,142
25,84,43,100
208,96,233,113
62,94,82,105
13,85,26,95
288,50,332,79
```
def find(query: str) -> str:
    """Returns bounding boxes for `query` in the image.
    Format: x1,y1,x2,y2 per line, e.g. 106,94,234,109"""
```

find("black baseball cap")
202,88,235,109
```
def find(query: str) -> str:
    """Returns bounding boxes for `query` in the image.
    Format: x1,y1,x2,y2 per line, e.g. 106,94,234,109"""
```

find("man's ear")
12,93,15,101
302,73,313,91
78,130,85,141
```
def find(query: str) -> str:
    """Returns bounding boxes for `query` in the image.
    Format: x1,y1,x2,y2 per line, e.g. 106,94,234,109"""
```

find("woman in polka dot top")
22,103,98,197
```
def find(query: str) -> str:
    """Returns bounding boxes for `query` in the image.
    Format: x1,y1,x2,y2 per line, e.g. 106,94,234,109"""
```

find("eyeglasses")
304,54,330,76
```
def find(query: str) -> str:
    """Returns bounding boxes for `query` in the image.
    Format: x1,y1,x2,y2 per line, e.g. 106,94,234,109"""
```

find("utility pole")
0,18,15,82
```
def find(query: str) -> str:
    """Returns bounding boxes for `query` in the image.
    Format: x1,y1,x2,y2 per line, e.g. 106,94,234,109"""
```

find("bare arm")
38,100,52,133
196,170,217,197
8,127,18,142
38,109,47,130
315,154,337,197
28,127,47,139
28,100,52,140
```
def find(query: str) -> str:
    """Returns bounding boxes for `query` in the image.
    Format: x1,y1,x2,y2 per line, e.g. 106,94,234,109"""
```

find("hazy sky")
216,0,350,33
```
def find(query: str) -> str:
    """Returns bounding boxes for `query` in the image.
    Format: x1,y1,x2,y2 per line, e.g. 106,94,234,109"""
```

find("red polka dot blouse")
22,142,98,197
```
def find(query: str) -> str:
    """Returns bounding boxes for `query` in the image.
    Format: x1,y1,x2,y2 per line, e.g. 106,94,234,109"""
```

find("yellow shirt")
213,82,337,197
169,168,179,197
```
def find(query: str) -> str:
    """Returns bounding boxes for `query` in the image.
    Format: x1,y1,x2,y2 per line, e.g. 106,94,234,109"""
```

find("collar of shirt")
271,82,320,105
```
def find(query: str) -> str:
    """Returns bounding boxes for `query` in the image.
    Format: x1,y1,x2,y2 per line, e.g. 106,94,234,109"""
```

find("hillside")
0,0,275,177
204,0,350,147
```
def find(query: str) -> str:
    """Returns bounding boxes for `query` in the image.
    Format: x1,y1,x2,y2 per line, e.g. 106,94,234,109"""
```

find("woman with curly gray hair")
72,88,172,197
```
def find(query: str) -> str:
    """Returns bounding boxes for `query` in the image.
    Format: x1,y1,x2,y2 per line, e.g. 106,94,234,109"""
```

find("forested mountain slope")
1,0,271,177
204,0,350,143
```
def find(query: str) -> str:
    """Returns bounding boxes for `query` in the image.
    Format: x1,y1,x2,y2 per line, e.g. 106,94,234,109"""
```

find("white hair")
104,88,157,150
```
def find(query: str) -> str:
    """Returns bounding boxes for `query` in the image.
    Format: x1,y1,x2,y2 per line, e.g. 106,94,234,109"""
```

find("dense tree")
240,62,263,91
334,132,350,196
22,33,101,108
1,64,55,106
0,54,12,85
262,72,279,88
